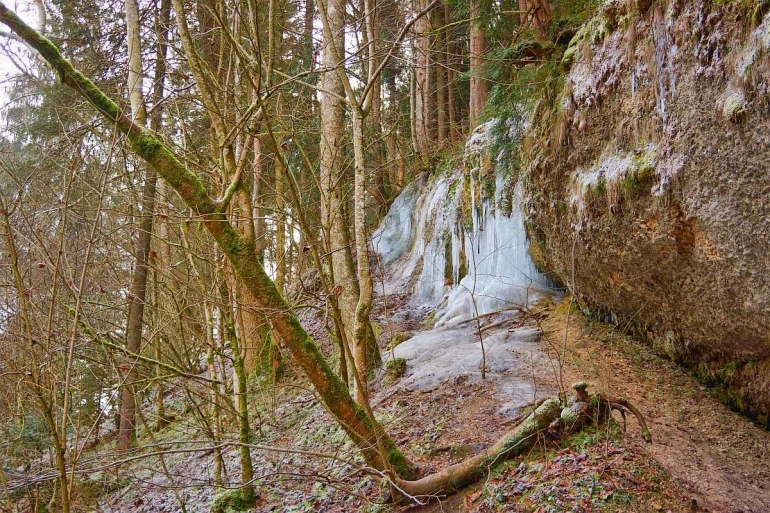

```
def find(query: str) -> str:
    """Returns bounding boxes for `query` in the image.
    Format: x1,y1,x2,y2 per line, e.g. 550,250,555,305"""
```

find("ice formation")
372,121,555,326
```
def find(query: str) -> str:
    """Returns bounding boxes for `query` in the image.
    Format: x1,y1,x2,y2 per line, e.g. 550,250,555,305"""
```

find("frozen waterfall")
372,121,556,327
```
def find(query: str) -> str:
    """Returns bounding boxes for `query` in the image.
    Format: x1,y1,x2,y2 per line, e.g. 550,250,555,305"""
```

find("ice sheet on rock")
391,324,542,389
434,178,554,327
371,179,420,267
374,121,559,418
387,323,556,417
373,172,460,297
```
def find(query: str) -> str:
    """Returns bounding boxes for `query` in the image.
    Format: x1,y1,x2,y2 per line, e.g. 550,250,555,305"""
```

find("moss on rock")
386,357,407,379
721,87,747,121
210,489,257,513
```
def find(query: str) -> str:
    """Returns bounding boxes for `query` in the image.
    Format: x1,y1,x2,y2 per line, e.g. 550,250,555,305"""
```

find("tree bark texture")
519,0,551,40
412,0,434,160
319,0,366,386
118,0,166,453
469,0,490,130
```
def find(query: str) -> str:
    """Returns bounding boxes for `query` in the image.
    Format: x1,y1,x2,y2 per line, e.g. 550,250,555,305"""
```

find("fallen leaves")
462,424,689,512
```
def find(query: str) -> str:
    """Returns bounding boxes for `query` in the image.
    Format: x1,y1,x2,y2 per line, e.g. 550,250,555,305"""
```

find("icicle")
373,120,556,324
452,223,461,285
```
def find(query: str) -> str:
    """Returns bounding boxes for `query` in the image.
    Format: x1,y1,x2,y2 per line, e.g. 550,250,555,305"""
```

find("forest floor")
387,295,770,513
535,298,770,513
79,294,770,513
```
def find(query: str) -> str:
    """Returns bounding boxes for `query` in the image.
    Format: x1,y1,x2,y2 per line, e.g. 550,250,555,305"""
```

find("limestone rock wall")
523,0,770,424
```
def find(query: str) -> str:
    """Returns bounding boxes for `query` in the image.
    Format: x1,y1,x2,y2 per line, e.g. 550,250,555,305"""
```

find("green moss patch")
385,357,407,380
388,332,414,349
210,489,258,513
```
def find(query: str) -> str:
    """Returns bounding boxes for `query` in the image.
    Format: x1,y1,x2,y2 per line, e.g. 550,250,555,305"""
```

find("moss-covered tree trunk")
351,108,375,405
226,286,256,501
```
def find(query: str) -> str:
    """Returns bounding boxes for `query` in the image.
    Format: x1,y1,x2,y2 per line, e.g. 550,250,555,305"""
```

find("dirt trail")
539,299,770,513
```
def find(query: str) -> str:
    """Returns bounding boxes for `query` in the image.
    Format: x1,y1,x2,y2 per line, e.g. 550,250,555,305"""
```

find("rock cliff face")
523,0,770,424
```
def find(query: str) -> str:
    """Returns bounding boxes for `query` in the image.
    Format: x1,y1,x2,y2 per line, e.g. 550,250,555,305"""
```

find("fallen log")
391,382,650,501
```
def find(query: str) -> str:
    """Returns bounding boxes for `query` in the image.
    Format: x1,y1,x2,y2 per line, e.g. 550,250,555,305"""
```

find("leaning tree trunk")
393,383,652,499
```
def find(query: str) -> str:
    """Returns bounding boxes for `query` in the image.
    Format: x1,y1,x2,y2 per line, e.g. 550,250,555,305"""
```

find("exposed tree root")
392,382,650,502
600,394,652,443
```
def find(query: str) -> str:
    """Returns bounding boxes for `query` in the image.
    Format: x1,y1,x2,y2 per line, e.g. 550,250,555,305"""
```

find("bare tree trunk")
225,264,256,503
253,137,268,260
319,0,361,386
118,0,163,453
469,0,490,129
274,163,287,295
519,0,551,40
304,0,315,67
412,0,433,161
445,2,459,141
435,4,447,146
366,3,390,212
236,189,271,377
384,71,400,189
410,65,418,154
361,0,383,381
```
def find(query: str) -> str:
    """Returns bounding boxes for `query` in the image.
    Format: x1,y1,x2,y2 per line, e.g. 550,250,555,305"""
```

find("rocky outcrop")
523,0,770,424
